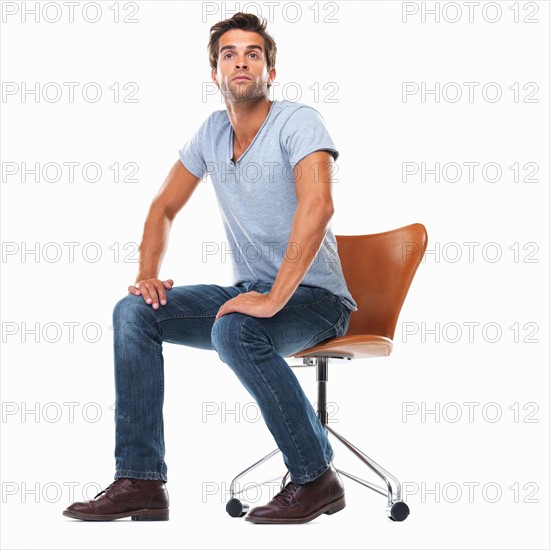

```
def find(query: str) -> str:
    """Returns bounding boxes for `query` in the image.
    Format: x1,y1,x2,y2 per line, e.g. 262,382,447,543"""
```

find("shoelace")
272,482,300,506
93,479,135,499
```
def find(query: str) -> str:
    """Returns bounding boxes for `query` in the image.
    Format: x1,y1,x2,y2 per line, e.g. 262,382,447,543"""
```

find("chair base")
225,426,409,522
225,356,410,522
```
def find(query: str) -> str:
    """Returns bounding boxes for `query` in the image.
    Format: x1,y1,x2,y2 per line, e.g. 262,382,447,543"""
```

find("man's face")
212,29,276,103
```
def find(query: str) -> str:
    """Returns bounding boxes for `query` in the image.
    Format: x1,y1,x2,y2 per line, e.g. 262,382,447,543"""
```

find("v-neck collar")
228,100,277,166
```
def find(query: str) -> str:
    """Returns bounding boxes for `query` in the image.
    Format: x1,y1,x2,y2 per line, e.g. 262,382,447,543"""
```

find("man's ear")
268,66,276,84
211,68,219,87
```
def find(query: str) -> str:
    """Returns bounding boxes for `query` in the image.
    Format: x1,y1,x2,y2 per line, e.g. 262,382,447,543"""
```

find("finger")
159,280,173,305
216,302,241,319
128,285,141,296
215,304,227,320
146,281,163,309
154,281,168,307
162,279,174,289
139,282,159,308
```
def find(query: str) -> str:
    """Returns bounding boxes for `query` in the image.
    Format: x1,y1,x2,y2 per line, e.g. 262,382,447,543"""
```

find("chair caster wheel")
226,498,249,518
387,501,410,522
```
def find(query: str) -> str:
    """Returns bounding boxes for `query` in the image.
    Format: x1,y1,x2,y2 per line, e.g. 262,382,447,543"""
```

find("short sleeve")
281,107,340,169
178,120,208,180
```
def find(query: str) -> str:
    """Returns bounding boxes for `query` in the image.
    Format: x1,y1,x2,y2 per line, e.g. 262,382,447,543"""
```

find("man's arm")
215,150,335,319
268,150,335,308
128,159,201,309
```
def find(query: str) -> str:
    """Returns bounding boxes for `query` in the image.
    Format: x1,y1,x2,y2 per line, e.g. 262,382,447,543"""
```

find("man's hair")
208,12,277,73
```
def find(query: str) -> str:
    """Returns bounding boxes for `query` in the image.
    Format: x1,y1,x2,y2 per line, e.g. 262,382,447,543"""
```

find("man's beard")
220,80,268,103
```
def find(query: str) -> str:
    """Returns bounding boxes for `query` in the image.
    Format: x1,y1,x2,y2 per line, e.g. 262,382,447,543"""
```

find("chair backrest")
336,223,427,340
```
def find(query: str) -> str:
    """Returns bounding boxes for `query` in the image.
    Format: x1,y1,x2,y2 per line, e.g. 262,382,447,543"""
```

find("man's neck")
226,97,273,149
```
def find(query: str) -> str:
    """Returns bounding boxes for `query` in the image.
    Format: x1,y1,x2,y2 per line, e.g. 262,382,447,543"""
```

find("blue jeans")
112,280,351,485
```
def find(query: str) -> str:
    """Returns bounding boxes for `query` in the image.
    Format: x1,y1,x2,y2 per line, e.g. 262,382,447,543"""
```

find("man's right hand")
128,278,174,309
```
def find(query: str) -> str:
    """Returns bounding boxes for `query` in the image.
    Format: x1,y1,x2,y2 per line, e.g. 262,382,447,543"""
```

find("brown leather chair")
226,223,428,522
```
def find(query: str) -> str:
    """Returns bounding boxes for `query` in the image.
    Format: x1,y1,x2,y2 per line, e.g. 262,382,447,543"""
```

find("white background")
1,1,548,549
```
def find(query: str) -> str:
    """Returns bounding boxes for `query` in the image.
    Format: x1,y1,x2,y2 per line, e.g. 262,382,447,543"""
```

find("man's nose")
235,57,248,69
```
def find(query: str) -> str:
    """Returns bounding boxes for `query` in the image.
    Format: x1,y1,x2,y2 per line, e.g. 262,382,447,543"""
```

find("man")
63,12,356,524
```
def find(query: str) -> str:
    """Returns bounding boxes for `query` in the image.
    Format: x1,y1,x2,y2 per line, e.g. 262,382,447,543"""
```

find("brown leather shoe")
245,466,345,524
62,478,169,521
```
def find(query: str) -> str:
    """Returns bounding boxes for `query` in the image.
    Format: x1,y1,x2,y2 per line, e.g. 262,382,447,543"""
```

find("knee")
112,293,151,327
211,313,271,364
211,313,241,357
112,294,161,349
211,313,263,361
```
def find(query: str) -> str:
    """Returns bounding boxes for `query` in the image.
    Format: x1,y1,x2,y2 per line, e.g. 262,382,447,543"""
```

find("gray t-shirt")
178,99,357,312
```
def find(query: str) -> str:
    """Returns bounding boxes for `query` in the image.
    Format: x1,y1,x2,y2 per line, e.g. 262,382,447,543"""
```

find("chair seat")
292,334,394,360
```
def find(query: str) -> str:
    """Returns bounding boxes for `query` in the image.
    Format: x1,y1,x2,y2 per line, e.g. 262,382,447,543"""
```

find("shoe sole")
62,508,169,521
244,495,345,524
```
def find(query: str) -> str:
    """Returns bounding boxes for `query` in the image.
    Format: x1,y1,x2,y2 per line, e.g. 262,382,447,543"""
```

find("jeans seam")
275,294,331,310
155,312,216,323
154,295,331,324
238,319,310,480
156,343,165,474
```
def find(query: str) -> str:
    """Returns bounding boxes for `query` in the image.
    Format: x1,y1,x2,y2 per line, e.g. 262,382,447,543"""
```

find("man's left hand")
215,291,283,320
